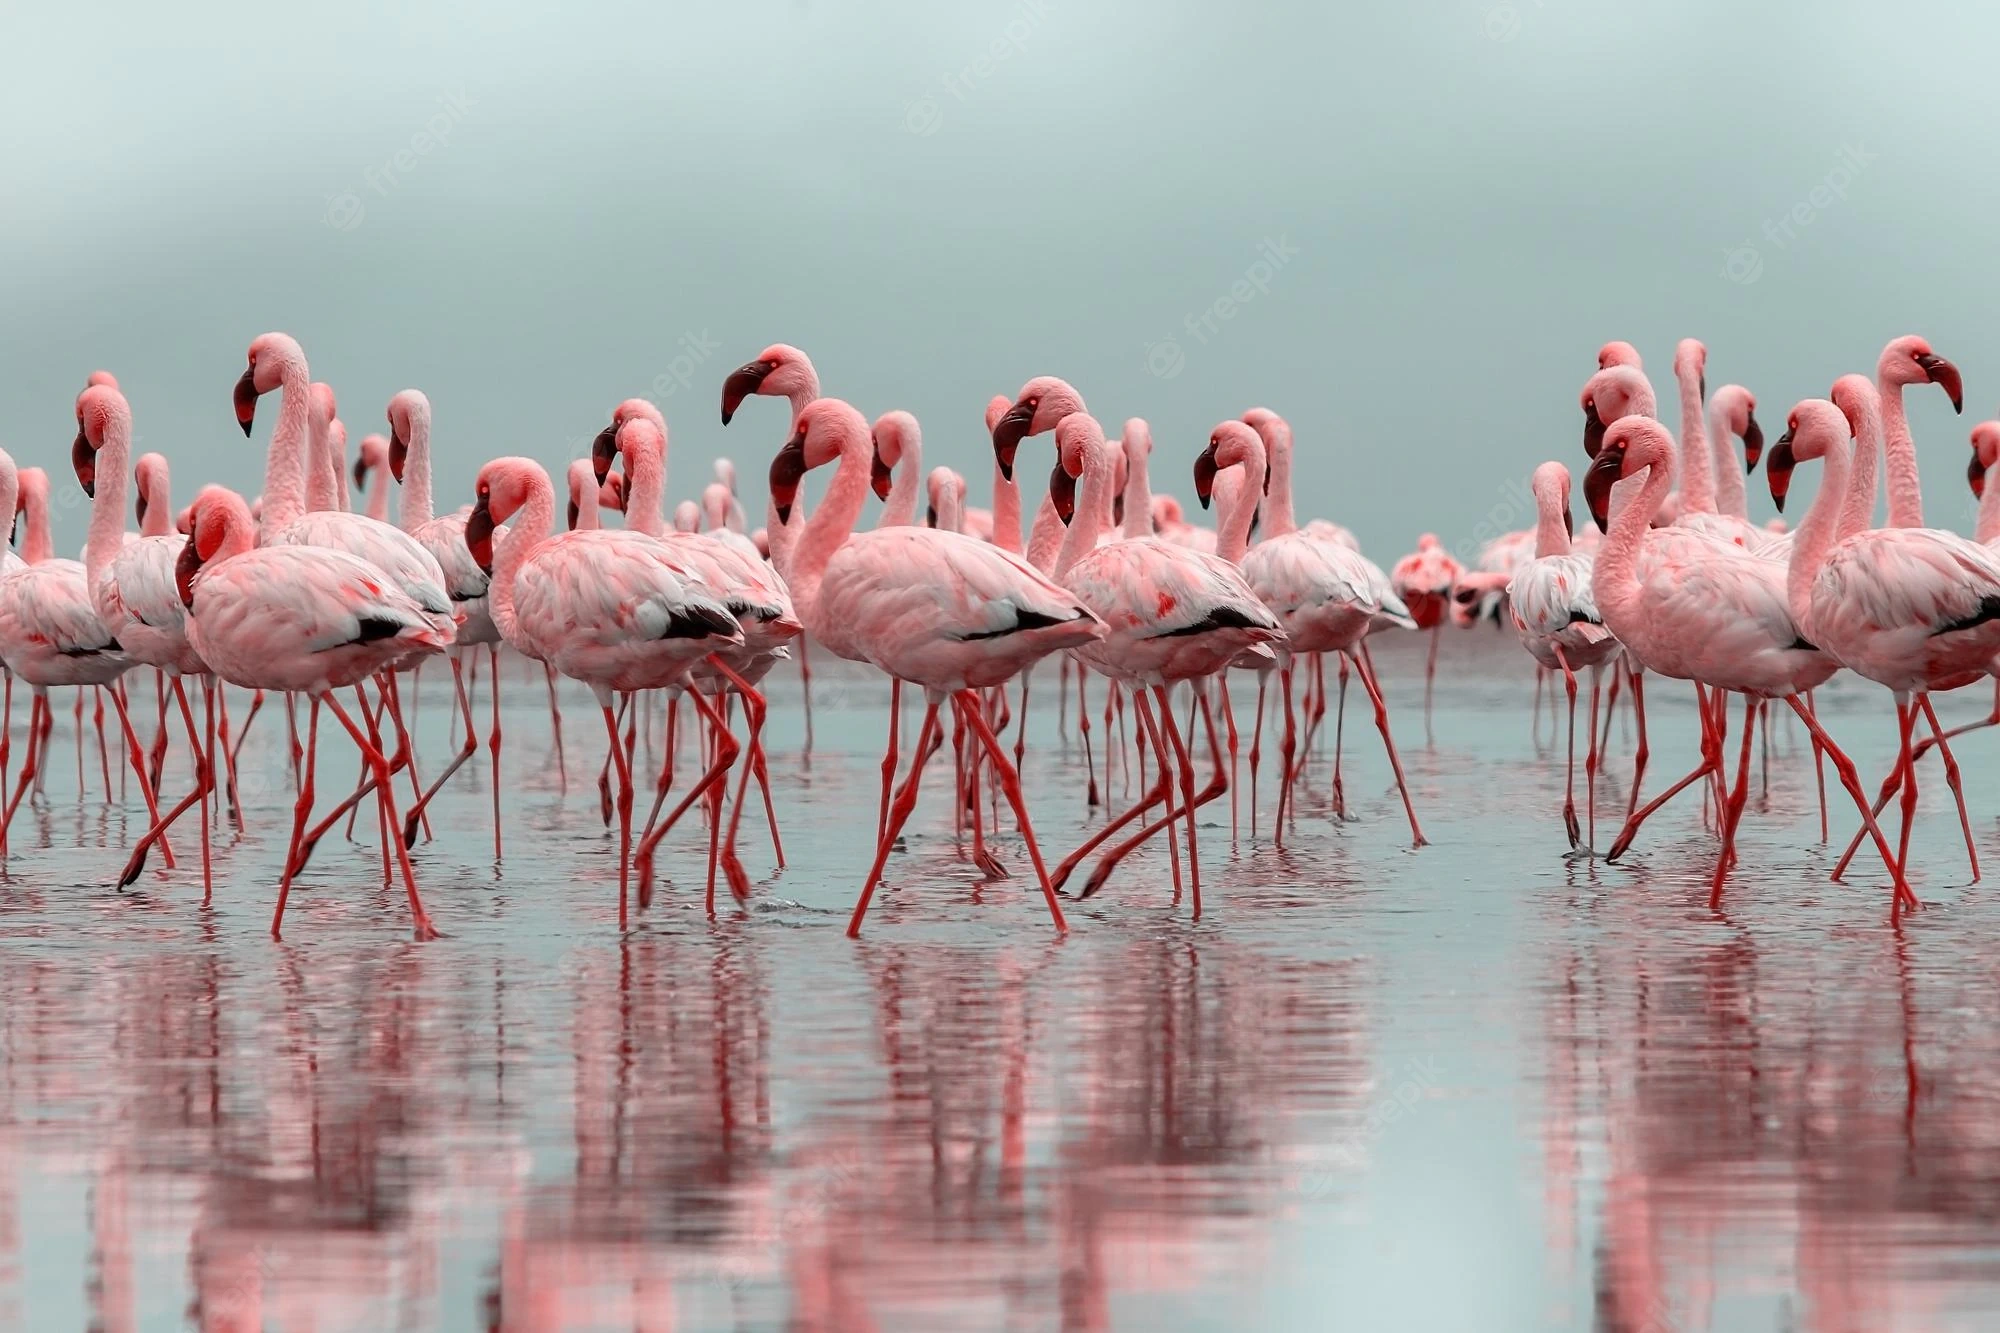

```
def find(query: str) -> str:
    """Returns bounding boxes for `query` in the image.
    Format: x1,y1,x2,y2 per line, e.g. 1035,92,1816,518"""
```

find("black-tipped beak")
1917,353,1964,414
464,494,495,574
1582,400,1606,460
1766,428,1798,513
567,496,581,531
72,431,96,499
769,429,807,525
233,367,259,437
990,399,1036,482
175,534,202,608
926,502,938,528
352,454,370,491
592,423,619,485
720,361,772,425
1742,410,1764,473
135,490,149,529
1193,443,1219,510
1583,446,1626,532
869,432,895,501
1050,460,1077,525
1970,450,1988,502
389,434,408,484
1563,503,1574,542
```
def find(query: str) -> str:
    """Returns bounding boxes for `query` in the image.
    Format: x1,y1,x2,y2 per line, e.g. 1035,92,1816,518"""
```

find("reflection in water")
4,643,2000,1327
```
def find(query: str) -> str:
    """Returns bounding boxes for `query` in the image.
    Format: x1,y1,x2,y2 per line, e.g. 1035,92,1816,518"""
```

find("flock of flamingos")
4,330,1996,939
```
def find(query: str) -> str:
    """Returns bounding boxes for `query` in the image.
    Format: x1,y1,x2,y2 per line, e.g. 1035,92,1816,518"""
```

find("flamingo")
771,397,1104,937
926,467,968,533
871,410,923,528
1767,399,1998,895
1037,413,1281,909
1505,461,1619,850
1389,533,1462,740
1669,340,1769,551
711,457,750,533
700,484,764,560
72,385,219,894
1583,414,1905,909
175,485,448,939
353,434,392,522
463,457,742,926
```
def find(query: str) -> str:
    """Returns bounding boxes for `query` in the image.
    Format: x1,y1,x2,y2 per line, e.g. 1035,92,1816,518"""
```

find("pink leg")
1219,676,1240,842
1331,654,1350,820
107,685,176,870
1078,685,1230,901
1918,693,1978,882
1077,663,1099,808
270,696,318,939
397,656,479,847
797,636,815,758
1052,689,1176,892
323,690,439,939
1782,695,1916,916
957,689,1065,930
848,699,944,937
1248,673,1267,837
1709,693,1758,909
877,679,901,850
1606,711,1722,861
1012,668,1032,775
1622,666,1649,825
489,643,504,860
1423,622,1440,745
599,698,634,929
1584,666,1602,852
1553,645,1580,849
1355,644,1427,846
543,661,567,793
1154,683,1203,918
116,677,213,895
633,687,739,914
1274,666,1298,844
1807,690,1828,843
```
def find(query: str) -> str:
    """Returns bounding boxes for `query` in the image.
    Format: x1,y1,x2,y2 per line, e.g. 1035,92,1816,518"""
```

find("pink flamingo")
1207,420,1426,845
0,459,164,860
926,467,968,533
464,457,743,926
711,456,749,533
72,385,219,894
1768,397,1998,896
1584,414,1905,909
1505,461,1619,850
771,397,1104,936
176,485,447,938
1040,413,1281,910
1389,534,1463,741
1598,340,1642,369
1667,340,1768,551
672,499,701,532
871,410,924,528
384,389,506,854
1706,384,1767,525
353,434,392,521
700,483,764,560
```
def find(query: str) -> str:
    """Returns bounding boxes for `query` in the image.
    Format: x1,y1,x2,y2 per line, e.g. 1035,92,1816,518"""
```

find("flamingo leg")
1781,695,1917,915
271,696,319,940
1012,668,1032,775
397,655,479,848
876,679,901,851
1553,644,1579,849
107,684,175,870
1606,708,1723,861
1079,684,1230,901
1709,693,1758,909
597,693,631,828
599,697,635,929
797,636,814,758
1154,683,1202,918
217,687,244,830
542,661,567,793
488,643,504,860
1584,665,1602,852
956,689,1065,931
848,698,944,937
1077,663,1099,808
117,677,213,895
148,670,169,793
1052,690,1175,892
324,690,438,939
1893,695,1920,878
1622,666,1648,824
715,661,774,893
1058,656,1070,740
634,684,739,915
1275,666,1297,843
1248,673,1267,837
1356,643,1427,847
1423,622,1440,745
1910,676,2000,760
1807,689,1828,842
1917,693,1978,883
1219,675,1239,842
0,672,13,861
1331,653,1350,820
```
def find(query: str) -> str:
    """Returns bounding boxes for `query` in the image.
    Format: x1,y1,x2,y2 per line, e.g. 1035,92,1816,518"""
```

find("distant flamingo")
772,397,1104,936
1389,534,1462,740
926,467,967,532
176,485,448,938
353,434,392,521
871,410,923,527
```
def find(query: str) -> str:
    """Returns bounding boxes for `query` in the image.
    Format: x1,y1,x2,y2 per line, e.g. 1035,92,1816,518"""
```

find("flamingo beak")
990,398,1036,482
567,495,581,531
591,424,619,485
1916,353,1964,413
72,431,96,499
1049,460,1077,525
720,360,772,425
1193,441,1219,509
233,366,259,437
388,415,410,483
769,428,808,525
1970,450,1988,501
464,494,496,574
135,490,149,529
352,454,369,491
1766,427,1798,513
1582,400,1606,459
1563,503,1574,542
175,533,203,608
1741,411,1764,473
1583,445,1626,532
926,502,938,528
869,432,894,502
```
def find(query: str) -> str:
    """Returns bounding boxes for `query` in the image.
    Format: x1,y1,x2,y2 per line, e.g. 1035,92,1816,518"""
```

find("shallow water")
3,632,2000,1330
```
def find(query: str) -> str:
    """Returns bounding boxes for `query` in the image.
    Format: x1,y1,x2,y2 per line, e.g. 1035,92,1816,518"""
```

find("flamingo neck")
1262,425,1297,536
1708,401,1747,519
365,468,388,523
1876,376,1924,526
139,464,172,537
261,362,312,534
1055,442,1113,578
85,415,133,609
1533,489,1570,558
991,464,1022,553
879,441,922,528
306,406,339,513
20,480,52,566
491,472,553,647
1788,436,1851,637
1025,493,1064,572
1838,399,1883,541
1217,456,1265,565
1676,366,1714,515
1978,464,2000,546
401,419,434,531
789,427,874,625
1122,447,1154,540
1590,451,1671,628
622,437,667,539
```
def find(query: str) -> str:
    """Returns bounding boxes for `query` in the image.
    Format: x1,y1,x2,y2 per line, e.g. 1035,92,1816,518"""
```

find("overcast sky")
4,1,1998,562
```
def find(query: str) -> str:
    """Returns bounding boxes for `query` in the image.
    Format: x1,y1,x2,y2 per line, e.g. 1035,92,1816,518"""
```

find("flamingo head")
1969,421,2000,500
1584,416,1674,531
1049,413,1108,526
72,383,129,499
870,410,919,502
1764,398,1848,513
990,376,1085,481
1597,341,1642,371
1580,365,1653,459
355,434,390,493
1709,385,1761,472
1674,338,1708,400
134,453,168,530
1195,421,1269,511
593,399,661,485
721,344,814,425
1830,373,1877,441
235,333,306,436
1530,461,1573,542
771,398,865,524
384,389,431,483
176,486,253,608
467,458,545,573
1878,335,1963,413
984,394,1012,438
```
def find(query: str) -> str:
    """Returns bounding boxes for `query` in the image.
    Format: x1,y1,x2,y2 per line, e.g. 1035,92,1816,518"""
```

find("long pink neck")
1707,400,1747,519
1122,447,1154,540
623,436,668,539
1675,365,1714,514
1979,458,2000,545
140,464,172,537
1590,451,1671,632
306,403,339,513
879,440,921,528
1218,453,1266,565
1787,434,1851,638
85,414,133,613
1533,488,1570,558
491,471,553,647
1262,424,1296,536
789,428,874,628
261,360,312,534
20,477,52,566
1876,374,1924,526
400,420,434,531
991,464,1022,553
1055,444,1113,577
1025,494,1064,572
764,374,823,571
1838,398,1882,541
365,467,388,522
